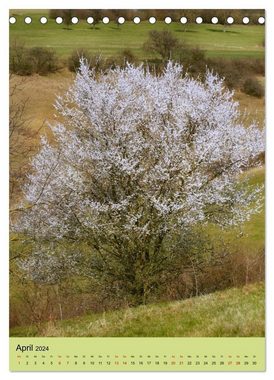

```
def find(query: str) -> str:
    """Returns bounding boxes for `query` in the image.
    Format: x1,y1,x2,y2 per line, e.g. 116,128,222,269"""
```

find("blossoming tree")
15,61,264,302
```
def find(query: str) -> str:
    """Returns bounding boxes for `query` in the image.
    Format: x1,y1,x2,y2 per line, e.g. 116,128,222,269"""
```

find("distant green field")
10,282,264,337
10,11,265,59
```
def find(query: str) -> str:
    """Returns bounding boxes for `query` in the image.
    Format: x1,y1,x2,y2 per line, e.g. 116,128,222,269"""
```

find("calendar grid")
10,337,265,371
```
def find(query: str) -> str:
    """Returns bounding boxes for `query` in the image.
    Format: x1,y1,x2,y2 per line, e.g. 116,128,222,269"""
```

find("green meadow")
10,282,265,337
10,11,265,59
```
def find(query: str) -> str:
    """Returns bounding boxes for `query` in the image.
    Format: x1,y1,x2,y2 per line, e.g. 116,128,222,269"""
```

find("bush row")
10,41,60,75
10,40,264,97
68,47,264,98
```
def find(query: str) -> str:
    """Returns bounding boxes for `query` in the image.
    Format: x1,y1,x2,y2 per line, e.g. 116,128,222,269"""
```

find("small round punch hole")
40,17,48,24
56,17,63,24
118,17,125,24
87,17,94,24
9,16,16,24
102,17,109,24
71,17,79,25
24,16,32,24
133,17,141,24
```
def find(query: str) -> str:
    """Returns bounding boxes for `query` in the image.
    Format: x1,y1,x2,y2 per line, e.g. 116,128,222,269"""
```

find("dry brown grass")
10,70,265,136
235,78,265,128
10,69,74,136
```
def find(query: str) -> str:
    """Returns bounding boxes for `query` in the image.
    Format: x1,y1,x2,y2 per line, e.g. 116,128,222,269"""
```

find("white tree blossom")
15,61,264,298
18,246,82,285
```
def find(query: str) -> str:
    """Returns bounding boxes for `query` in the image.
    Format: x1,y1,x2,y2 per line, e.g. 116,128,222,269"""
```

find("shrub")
143,30,180,60
68,49,94,72
249,58,265,76
49,9,61,19
104,56,121,70
143,34,208,78
28,47,60,75
242,77,264,98
119,49,137,65
9,40,34,75
206,58,243,89
174,45,206,76
61,9,73,29
10,41,60,76
67,50,129,73
206,58,265,90
161,248,265,302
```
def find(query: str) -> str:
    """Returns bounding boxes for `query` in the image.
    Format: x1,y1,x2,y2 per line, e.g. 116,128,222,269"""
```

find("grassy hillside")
10,11,264,59
10,282,264,337
206,166,265,253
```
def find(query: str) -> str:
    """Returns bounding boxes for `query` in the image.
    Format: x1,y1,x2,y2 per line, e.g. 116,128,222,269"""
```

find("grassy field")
239,168,265,249
10,282,264,337
206,166,265,254
10,11,265,59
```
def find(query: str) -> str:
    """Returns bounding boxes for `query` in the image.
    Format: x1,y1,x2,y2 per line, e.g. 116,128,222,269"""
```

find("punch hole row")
9,15,266,25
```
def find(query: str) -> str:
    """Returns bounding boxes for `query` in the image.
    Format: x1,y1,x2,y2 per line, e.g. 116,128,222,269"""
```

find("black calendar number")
35,345,50,352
